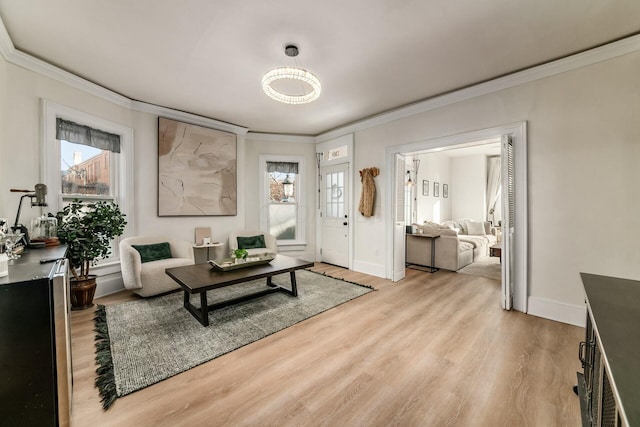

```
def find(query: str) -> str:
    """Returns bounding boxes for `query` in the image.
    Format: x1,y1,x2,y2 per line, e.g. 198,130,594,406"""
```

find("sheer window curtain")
487,156,501,224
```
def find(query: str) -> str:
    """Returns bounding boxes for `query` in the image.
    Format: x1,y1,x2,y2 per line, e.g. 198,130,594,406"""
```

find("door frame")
316,134,354,269
384,122,528,312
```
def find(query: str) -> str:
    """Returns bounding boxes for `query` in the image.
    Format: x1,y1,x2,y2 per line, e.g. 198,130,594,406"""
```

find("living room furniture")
489,244,501,261
405,233,441,273
0,245,72,426
229,230,278,256
577,273,639,427
165,254,313,326
408,220,497,271
119,236,195,297
193,241,224,264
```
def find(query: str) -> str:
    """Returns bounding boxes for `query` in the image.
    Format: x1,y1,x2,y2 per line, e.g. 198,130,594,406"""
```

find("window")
259,155,305,248
42,100,134,272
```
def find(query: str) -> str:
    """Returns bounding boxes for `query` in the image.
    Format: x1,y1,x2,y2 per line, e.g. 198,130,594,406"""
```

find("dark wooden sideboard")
0,246,72,426
577,273,640,427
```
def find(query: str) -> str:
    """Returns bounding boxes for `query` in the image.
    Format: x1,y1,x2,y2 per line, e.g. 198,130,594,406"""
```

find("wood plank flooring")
69,264,583,426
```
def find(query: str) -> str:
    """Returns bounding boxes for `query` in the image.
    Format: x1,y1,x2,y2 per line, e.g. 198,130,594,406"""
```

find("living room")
1,2,639,425
404,142,503,281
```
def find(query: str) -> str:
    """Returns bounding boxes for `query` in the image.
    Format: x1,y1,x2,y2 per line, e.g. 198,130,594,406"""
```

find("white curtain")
486,156,501,224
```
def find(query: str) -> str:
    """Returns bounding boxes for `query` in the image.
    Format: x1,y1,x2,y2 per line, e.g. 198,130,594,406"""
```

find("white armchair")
228,230,277,256
119,236,194,297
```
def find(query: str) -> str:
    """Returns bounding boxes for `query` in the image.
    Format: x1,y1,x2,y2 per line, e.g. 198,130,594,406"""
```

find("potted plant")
231,248,248,263
56,200,126,310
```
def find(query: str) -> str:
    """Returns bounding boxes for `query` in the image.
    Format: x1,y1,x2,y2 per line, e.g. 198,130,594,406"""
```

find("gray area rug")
94,269,373,409
457,256,502,281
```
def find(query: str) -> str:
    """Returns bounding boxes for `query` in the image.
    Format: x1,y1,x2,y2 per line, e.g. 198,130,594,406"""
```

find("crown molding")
2,13,638,141
316,34,640,142
132,101,248,135
245,132,316,143
0,16,248,136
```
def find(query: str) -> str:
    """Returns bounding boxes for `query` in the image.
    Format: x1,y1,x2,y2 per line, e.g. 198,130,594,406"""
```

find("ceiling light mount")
262,44,321,105
284,44,299,57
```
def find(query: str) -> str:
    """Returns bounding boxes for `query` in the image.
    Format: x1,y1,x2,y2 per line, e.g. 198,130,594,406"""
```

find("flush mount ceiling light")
262,44,321,105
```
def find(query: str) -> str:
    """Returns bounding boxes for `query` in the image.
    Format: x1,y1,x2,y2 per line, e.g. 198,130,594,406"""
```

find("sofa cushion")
237,234,266,249
132,242,173,263
466,220,486,236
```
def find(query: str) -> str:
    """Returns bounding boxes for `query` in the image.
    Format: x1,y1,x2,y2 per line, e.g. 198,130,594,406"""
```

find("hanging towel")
358,167,380,217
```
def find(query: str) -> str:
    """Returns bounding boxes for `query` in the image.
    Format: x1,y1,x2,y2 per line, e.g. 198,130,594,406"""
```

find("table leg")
199,292,209,327
266,276,275,287
289,271,298,297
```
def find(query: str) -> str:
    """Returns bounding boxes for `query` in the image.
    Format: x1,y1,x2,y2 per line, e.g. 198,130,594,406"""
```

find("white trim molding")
316,34,640,142
527,296,587,327
353,260,385,279
246,132,315,143
2,13,639,140
0,17,248,136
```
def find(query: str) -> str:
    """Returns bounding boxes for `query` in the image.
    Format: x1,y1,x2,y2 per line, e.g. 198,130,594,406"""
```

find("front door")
320,163,349,267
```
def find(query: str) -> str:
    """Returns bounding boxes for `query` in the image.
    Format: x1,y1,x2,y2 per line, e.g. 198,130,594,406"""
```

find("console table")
577,273,639,427
406,233,441,273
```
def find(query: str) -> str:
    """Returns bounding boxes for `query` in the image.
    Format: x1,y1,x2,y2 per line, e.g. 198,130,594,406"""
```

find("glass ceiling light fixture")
262,44,321,105
405,170,413,186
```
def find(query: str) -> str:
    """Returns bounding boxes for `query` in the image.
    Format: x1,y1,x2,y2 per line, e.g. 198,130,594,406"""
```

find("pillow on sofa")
132,242,173,263
418,226,458,236
237,234,266,249
465,221,486,236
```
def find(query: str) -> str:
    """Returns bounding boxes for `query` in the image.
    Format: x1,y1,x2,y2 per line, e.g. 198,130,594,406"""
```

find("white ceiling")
1,1,639,135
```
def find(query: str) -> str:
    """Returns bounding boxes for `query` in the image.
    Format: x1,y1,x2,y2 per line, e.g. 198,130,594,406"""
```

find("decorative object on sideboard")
56,200,127,310
9,183,48,247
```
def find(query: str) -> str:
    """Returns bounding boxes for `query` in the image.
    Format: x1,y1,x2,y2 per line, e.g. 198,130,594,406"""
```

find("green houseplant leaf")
56,200,127,280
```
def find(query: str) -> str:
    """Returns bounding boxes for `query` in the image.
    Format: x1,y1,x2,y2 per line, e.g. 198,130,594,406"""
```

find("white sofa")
119,236,195,297
407,220,497,271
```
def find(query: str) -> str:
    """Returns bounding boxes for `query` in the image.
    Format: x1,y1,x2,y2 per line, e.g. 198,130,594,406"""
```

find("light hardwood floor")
70,265,583,426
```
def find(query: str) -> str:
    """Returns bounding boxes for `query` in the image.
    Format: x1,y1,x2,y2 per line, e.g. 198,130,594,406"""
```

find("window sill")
277,242,307,252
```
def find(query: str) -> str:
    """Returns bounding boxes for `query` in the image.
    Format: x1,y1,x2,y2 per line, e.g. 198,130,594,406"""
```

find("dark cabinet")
0,246,71,426
577,273,640,427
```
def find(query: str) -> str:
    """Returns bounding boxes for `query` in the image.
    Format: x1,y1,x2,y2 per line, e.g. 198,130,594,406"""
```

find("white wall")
0,60,247,296
3,39,640,325
350,51,640,323
415,152,451,223
450,155,486,221
244,136,316,261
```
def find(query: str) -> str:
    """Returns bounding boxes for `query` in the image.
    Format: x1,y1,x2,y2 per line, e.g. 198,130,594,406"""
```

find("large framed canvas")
158,117,237,216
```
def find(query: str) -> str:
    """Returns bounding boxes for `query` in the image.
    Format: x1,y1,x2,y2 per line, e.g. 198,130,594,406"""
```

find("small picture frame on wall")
434,182,439,197
443,184,448,198
422,180,429,196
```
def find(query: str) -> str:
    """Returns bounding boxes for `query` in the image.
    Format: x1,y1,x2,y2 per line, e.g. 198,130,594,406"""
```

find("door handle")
343,222,348,226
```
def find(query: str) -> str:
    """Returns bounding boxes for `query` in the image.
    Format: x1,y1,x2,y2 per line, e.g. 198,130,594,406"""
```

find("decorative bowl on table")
208,253,275,271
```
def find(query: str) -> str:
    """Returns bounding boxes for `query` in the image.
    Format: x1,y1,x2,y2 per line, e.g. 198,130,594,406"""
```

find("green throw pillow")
237,235,266,250
132,242,173,263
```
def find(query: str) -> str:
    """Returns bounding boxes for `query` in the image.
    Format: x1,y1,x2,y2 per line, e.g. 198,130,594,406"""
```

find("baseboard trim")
352,260,385,279
96,273,125,299
527,296,586,327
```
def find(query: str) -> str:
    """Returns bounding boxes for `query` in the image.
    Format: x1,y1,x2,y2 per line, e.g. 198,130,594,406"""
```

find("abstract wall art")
158,117,237,216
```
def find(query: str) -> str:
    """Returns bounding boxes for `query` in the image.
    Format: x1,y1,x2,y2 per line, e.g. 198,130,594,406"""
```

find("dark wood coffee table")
165,254,314,326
